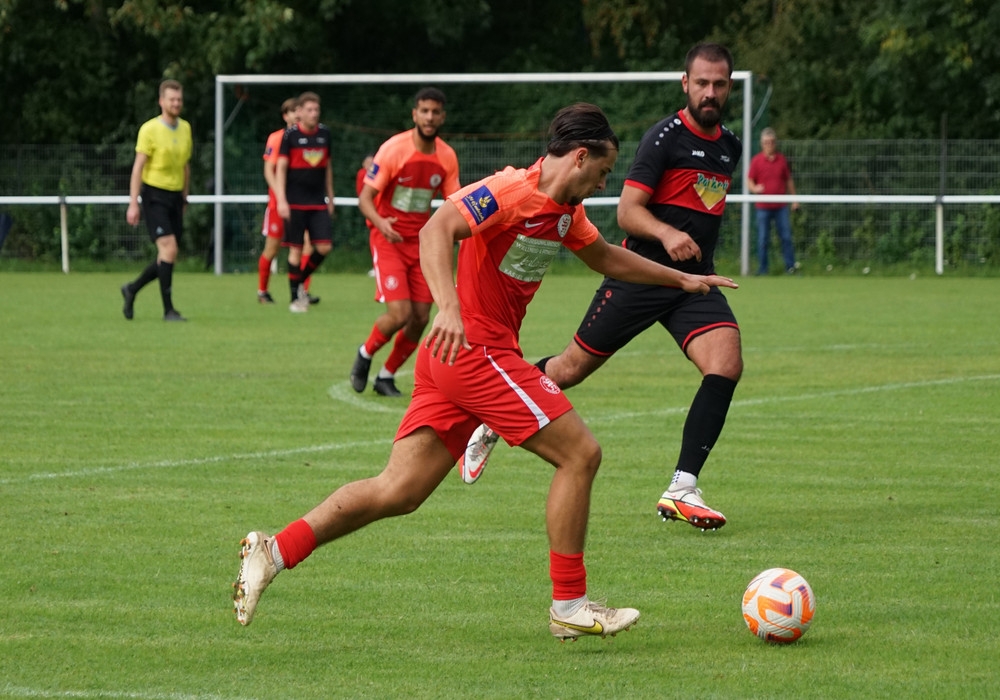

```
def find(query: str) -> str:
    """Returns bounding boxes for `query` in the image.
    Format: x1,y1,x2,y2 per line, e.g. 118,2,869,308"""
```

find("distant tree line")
2,0,999,149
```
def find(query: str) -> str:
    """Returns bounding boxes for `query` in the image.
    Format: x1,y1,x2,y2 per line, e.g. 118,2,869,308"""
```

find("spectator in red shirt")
747,127,798,275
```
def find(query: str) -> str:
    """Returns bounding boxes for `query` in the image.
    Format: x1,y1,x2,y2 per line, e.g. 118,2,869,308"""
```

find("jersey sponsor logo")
539,375,561,395
302,149,325,167
391,186,434,213
498,234,560,282
461,185,499,224
693,172,730,210
557,214,572,239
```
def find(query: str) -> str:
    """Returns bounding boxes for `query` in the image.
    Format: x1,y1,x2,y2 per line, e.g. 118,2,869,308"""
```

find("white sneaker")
288,284,309,313
457,424,500,484
232,531,278,626
549,601,640,641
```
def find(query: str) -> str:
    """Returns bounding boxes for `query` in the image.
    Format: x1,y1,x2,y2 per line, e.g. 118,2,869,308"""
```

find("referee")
122,78,192,322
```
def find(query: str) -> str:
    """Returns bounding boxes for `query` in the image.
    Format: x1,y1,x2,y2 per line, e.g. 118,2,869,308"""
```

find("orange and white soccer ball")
741,567,815,643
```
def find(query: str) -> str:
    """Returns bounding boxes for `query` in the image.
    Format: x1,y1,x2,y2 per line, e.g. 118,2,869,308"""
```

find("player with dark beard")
459,44,744,533
349,87,461,397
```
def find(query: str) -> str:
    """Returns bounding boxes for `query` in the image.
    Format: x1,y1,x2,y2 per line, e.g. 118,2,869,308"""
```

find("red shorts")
370,231,432,304
261,206,284,239
396,343,573,461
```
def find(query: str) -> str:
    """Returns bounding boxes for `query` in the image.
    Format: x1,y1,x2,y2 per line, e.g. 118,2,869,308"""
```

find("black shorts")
573,278,739,357
283,208,332,248
140,184,184,242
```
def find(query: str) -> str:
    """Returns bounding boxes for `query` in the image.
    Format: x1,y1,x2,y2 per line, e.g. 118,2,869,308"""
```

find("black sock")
676,374,738,477
299,250,326,285
156,260,175,312
535,356,553,375
131,261,158,293
289,259,304,301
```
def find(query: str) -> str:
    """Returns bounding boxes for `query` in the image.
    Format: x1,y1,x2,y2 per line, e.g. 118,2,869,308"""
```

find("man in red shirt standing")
747,127,799,275
232,103,738,639
349,88,461,396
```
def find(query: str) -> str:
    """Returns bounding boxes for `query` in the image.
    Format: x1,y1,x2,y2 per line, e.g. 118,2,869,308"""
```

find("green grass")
1,271,998,699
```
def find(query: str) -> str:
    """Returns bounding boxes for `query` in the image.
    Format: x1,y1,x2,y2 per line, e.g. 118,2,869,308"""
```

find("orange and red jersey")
365,130,460,240
262,128,284,209
449,158,599,350
279,123,332,210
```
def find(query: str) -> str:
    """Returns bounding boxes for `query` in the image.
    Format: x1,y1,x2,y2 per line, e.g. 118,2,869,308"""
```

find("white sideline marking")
326,381,405,413
0,440,386,485
584,373,1000,424
0,685,242,700
6,374,998,486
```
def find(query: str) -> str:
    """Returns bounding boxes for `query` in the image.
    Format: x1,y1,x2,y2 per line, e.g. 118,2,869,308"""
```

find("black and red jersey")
622,109,741,274
280,123,332,209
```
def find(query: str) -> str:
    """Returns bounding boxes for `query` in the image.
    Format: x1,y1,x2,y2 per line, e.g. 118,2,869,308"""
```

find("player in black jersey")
459,43,742,531
274,91,335,312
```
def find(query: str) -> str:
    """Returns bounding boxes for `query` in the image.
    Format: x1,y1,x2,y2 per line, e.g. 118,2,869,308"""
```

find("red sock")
549,551,586,600
258,255,271,292
384,331,419,374
274,519,317,570
363,327,391,357
300,258,312,292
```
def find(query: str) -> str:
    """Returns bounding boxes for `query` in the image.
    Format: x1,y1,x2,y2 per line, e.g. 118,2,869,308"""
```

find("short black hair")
415,87,446,107
546,103,619,157
685,42,734,75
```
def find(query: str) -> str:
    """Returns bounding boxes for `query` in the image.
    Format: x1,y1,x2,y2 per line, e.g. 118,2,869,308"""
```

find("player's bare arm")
574,235,737,295
419,201,472,364
358,184,402,243
126,152,148,226
325,163,335,217
618,185,702,262
274,157,290,219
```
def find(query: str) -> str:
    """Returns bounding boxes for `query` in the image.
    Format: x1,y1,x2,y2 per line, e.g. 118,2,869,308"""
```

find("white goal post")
212,71,755,275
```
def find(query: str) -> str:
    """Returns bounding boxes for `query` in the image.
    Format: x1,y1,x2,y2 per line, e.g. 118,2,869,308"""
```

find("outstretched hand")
680,274,739,295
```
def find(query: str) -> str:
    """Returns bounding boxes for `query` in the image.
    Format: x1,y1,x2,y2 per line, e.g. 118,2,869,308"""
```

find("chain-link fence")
2,139,999,272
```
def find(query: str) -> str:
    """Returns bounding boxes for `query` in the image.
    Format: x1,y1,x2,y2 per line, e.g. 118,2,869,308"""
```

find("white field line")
4,374,997,486
0,685,244,700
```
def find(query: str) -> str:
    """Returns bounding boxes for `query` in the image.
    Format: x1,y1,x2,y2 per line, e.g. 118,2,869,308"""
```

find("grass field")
1,271,998,699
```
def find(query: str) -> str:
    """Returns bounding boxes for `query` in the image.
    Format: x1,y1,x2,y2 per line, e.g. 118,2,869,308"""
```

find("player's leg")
257,208,282,303
658,309,741,530
520,411,640,640
233,426,455,626
300,231,319,300
297,211,332,290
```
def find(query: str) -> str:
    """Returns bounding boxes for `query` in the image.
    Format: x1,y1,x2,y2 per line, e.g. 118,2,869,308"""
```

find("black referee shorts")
139,184,184,242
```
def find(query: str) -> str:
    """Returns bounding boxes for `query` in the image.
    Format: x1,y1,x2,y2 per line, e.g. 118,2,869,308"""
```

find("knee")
315,242,333,255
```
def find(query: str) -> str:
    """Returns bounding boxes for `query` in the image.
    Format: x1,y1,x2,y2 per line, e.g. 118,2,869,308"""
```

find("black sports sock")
156,260,175,312
676,374,738,477
299,250,326,285
131,260,158,293
535,356,553,375
289,260,304,301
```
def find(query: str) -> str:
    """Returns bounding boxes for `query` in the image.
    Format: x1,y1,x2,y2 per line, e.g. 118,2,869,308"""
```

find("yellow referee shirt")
136,117,192,192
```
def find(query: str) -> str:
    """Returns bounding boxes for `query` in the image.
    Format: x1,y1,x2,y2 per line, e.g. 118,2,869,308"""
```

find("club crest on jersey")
557,214,572,239
430,174,442,188
302,149,325,167
693,173,730,210
539,375,561,395
461,185,499,224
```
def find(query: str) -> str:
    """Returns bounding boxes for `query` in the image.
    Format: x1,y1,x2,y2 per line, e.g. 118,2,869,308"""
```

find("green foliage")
1,273,999,697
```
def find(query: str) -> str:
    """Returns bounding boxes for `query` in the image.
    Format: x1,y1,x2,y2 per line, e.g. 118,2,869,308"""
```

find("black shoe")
163,309,187,322
373,376,403,397
349,350,371,393
257,291,275,304
121,284,135,320
308,294,321,305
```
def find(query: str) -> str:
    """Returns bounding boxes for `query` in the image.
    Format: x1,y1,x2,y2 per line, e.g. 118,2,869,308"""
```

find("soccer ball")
741,567,815,644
